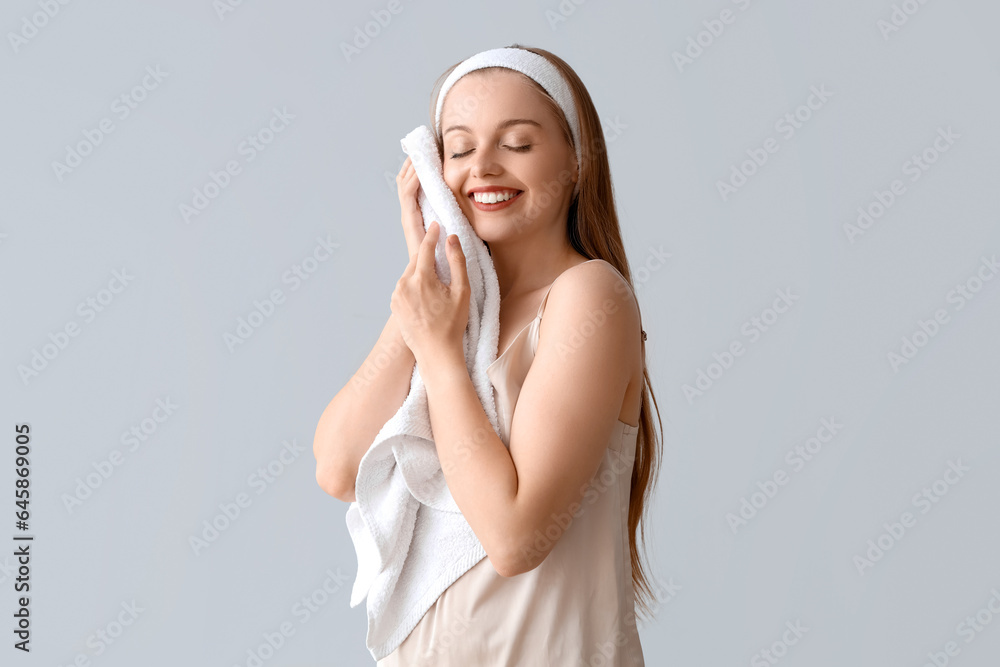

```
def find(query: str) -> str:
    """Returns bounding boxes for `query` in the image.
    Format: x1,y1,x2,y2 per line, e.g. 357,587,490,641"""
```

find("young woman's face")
440,69,578,243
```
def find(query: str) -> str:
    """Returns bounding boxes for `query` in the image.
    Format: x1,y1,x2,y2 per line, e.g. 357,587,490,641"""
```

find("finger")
416,221,439,276
403,170,420,197
401,205,425,262
398,164,418,198
446,234,469,294
404,168,420,194
395,156,412,182
401,240,417,277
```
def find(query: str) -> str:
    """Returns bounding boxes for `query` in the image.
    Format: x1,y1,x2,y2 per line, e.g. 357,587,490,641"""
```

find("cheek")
443,170,470,205
442,172,460,198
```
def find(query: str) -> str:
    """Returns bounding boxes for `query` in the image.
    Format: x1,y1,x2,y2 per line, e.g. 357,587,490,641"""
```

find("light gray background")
2,0,999,665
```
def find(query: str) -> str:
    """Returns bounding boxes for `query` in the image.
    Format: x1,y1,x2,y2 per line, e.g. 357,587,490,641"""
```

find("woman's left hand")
390,220,470,369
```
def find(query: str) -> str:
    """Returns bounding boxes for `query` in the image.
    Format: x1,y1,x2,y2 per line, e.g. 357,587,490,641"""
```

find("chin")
466,216,514,243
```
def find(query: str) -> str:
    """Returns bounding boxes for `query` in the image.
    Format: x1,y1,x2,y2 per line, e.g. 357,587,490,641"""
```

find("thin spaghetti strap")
536,259,601,318
535,259,647,344
586,259,647,343
535,281,557,318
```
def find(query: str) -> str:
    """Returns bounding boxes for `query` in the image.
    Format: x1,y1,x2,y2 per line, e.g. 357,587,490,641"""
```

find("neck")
488,233,581,302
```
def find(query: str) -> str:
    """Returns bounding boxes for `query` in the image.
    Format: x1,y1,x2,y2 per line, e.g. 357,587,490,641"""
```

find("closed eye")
449,145,532,159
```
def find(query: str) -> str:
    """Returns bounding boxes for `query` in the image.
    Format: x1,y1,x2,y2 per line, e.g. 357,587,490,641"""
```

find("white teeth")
473,190,518,204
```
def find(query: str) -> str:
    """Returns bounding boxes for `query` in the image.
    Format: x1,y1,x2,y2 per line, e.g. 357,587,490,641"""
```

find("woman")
313,44,663,665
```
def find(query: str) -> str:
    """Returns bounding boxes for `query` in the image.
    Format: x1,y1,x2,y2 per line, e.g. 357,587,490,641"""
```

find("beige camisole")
377,259,646,666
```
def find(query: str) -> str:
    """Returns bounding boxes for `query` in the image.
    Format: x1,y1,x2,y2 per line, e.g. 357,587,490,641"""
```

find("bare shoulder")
549,259,639,321
539,259,641,363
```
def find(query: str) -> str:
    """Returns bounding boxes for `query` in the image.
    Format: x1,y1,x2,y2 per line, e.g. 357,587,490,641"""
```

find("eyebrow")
443,118,542,137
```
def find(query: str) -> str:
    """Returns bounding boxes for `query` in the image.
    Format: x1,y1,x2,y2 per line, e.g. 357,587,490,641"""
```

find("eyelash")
449,145,532,159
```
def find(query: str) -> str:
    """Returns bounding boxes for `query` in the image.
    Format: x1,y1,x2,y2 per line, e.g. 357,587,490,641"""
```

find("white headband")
434,47,582,197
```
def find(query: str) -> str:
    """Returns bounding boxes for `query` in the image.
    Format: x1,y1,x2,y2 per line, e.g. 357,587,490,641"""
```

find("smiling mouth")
469,190,523,204
469,190,524,211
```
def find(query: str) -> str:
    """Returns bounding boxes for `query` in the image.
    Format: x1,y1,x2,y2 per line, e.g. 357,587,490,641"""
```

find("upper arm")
500,261,640,576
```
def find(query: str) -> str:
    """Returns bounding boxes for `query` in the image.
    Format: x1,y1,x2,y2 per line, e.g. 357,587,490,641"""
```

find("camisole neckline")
487,258,602,371
486,314,540,370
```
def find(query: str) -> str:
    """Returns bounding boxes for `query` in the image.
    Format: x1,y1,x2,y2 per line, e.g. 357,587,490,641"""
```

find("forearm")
313,312,416,499
420,346,521,574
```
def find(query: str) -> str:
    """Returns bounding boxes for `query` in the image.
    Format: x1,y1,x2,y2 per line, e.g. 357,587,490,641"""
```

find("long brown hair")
429,44,665,622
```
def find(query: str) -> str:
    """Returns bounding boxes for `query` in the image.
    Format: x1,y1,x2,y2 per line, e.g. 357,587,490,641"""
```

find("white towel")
344,124,503,661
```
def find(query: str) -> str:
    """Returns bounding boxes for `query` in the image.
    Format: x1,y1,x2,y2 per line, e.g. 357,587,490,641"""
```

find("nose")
469,145,502,181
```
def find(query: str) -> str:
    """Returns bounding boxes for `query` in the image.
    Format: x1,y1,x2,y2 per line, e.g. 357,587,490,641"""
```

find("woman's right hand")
396,156,426,262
